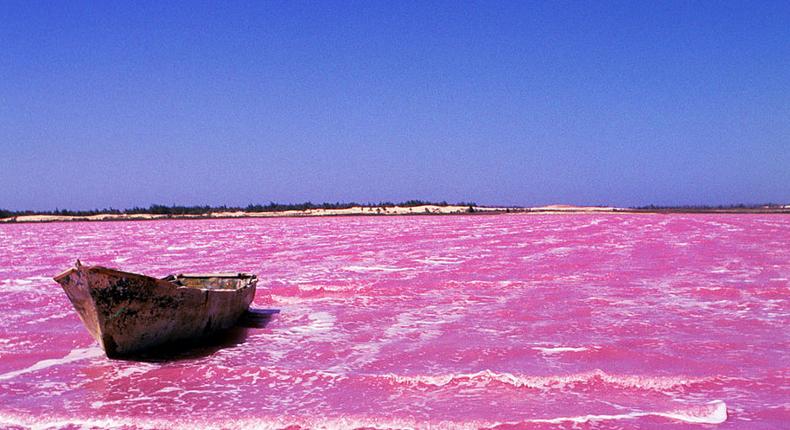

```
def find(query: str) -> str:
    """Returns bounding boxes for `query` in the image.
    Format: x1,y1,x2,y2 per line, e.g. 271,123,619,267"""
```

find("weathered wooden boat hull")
54,263,256,358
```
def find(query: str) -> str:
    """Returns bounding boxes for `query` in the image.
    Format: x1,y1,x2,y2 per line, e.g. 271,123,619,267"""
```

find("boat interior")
162,273,257,290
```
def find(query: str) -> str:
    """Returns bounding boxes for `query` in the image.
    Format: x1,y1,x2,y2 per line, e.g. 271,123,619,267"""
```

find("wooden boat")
53,261,257,358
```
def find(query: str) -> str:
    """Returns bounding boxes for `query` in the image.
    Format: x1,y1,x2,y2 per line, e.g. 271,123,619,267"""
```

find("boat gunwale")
177,273,256,279
53,264,257,292
53,267,76,282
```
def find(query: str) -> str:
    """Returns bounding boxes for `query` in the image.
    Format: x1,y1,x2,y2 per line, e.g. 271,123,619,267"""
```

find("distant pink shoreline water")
1,214,788,428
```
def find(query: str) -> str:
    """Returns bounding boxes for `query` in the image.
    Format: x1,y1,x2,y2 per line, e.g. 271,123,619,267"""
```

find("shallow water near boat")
0,214,787,429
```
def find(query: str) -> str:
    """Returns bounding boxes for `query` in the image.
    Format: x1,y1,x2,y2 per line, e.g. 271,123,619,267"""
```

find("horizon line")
3,200,790,217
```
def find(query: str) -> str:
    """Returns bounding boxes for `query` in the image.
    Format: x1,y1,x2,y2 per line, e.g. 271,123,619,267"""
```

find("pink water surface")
0,214,788,429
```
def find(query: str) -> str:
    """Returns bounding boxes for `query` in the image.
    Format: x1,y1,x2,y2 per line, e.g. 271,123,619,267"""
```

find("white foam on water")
286,311,336,336
156,386,182,394
89,395,158,411
656,400,728,424
269,294,307,304
528,400,727,425
0,276,54,294
533,346,589,355
0,401,727,429
297,283,357,292
343,265,410,273
0,413,481,430
384,369,712,391
0,413,165,430
415,257,462,265
547,246,575,255
108,362,157,380
0,346,103,381
264,311,341,354
166,243,211,251
25,311,73,325
334,304,467,372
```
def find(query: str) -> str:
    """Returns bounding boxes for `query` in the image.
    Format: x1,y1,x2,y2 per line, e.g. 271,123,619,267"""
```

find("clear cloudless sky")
1,1,788,210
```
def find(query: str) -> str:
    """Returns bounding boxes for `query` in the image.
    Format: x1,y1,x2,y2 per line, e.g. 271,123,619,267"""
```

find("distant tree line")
0,200,478,219
632,203,784,211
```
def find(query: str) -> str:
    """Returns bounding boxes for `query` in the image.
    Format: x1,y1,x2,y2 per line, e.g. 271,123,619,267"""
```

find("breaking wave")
515,400,727,426
0,400,727,429
209,367,716,394
383,368,714,391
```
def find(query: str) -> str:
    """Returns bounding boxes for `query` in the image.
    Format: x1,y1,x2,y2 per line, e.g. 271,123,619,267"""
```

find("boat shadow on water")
116,308,280,363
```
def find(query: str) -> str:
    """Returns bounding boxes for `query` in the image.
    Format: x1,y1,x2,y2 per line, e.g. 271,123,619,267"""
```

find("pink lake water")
0,214,788,429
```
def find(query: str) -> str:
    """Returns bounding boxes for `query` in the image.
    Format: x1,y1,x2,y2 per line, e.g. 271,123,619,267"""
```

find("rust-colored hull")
53,263,256,358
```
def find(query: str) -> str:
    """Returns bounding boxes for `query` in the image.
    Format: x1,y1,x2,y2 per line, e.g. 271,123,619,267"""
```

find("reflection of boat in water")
53,261,256,358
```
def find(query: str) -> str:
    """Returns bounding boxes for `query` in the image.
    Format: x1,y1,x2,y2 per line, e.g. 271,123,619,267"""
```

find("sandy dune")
527,204,621,212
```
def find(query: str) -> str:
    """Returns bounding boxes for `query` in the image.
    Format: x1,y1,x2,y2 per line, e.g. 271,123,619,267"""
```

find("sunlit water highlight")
0,214,788,429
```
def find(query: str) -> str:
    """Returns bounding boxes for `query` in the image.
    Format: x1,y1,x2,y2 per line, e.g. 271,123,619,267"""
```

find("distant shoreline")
1,204,788,224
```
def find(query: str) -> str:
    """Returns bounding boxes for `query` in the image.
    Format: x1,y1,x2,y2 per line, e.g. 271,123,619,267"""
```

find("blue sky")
1,1,788,210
